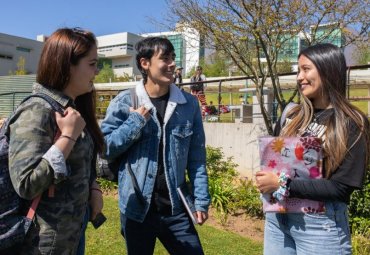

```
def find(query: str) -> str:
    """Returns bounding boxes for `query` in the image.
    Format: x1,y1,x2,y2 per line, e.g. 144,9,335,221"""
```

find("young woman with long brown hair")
256,43,369,255
7,28,104,254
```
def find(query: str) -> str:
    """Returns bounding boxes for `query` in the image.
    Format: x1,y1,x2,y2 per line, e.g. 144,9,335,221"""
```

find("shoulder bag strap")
18,93,64,218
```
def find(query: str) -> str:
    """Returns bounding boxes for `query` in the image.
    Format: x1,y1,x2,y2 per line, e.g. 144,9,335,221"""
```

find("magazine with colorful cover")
258,136,325,213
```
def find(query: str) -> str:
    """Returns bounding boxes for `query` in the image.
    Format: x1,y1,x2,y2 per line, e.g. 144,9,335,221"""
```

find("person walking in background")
7,28,104,254
190,66,207,116
255,43,369,255
174,66,183,89
101,37,210,255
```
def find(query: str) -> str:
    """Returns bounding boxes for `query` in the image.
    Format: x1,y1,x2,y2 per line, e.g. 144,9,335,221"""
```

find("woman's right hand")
55,107,86,140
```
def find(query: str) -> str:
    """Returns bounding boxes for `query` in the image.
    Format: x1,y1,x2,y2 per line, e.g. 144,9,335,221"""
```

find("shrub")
349,166,370,254
97,178,118,192
349,167,370,232
206,146,263,221
230,179,263,219
206,146,238,180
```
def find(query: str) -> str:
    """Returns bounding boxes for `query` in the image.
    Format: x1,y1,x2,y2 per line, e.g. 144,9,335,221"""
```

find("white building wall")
181,26,201,75
0,33,43,76
96,32,143,78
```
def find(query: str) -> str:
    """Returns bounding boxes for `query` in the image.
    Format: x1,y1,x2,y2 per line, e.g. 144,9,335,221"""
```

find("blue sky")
1,0,172,39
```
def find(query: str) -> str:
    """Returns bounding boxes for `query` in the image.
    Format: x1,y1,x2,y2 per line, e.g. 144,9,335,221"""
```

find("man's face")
141,49,176,86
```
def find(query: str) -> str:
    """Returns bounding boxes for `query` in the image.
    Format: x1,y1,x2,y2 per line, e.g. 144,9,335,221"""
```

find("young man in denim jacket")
101,37,210,255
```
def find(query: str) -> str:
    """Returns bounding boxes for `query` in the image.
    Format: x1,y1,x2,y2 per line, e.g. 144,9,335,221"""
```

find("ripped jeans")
264,201,351,255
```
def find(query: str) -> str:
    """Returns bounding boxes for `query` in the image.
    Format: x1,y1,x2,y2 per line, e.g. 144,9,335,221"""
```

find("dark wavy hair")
36,28,104,153
135,37,175,84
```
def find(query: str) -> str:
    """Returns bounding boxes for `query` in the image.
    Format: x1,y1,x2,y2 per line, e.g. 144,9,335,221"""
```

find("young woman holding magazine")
256,43,369,255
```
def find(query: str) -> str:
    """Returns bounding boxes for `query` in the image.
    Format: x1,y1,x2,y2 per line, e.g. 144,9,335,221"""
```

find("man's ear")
140,57,150,72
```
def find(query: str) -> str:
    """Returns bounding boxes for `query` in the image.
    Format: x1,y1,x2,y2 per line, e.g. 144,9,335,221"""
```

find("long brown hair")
281,43,369,177
37,28,104,153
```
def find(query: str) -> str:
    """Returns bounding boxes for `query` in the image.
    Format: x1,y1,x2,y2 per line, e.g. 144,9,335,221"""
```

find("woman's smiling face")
297,55,323,101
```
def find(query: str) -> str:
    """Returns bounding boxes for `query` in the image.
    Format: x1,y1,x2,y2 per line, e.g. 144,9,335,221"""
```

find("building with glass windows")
0,33,43,76
277,23,350,71
312,23,345,47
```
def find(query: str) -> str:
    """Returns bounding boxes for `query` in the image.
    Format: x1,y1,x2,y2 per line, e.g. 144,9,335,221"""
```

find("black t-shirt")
149,92,172,214
275,108,368,203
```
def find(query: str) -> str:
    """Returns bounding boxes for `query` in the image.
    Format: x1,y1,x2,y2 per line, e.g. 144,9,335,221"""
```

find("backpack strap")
10,93,64,219
24,93,64,115
3,93,64,133
129,88,138,109
127,88,145,204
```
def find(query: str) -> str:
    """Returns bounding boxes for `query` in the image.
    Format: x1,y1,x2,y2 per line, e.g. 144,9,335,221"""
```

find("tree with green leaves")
95,63,132,83
203,51,232,77
9,56,28,75
165,0,369,134
94,63,115,83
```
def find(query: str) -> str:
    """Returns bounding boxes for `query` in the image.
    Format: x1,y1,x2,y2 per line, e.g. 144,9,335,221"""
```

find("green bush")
230,179,263,219
349,167,370,232
206,146,238,180
97,178,118,192
206,146,263,221
349,166,370,254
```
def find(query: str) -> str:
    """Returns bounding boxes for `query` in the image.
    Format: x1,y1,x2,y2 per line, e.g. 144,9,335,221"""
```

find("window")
114,64,130,68
0,54,13,60
98,43,134,51
16,46,31,53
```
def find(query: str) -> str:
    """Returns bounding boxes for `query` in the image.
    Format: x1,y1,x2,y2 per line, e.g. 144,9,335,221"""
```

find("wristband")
59,135,77,143
272,172,290,201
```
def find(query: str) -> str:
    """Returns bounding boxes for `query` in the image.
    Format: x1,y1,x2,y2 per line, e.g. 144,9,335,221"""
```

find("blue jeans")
120,207,204,255
264,201,352,255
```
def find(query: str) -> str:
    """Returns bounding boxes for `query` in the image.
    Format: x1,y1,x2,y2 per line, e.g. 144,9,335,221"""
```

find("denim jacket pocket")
171,125,193,160
172,126,193,139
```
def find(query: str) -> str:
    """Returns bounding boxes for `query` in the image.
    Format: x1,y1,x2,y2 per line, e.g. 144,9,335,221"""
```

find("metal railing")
1,64,369,121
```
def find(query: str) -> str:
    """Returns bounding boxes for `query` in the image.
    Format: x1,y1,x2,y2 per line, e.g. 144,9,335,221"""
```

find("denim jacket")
101,81,210,222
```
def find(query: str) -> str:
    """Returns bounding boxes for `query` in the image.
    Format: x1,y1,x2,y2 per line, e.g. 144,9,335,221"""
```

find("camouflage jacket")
8,83,95,254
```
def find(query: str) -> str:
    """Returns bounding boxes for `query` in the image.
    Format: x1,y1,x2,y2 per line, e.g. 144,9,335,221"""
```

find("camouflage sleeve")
8,100,57,200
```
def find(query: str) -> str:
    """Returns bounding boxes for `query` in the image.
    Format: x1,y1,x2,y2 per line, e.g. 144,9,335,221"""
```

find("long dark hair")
37,28,104,153
135,37,175,84
282,43,369,176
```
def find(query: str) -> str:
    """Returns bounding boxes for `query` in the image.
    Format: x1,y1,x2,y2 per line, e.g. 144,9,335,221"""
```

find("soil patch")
206,208,264,243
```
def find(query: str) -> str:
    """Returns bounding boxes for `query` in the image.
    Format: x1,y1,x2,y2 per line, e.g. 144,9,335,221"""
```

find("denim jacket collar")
136,80,187,124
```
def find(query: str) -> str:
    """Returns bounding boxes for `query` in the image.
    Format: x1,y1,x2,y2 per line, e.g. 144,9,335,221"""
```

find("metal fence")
1,65,369,121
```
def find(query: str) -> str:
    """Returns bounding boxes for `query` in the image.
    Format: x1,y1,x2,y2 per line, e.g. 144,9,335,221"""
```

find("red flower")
268,160,277,168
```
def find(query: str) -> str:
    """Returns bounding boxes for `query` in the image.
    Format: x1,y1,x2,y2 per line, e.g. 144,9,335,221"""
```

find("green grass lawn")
85,196,263,255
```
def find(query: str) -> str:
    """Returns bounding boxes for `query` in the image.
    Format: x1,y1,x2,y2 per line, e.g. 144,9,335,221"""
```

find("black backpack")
97,88,138,182
0,93,63,250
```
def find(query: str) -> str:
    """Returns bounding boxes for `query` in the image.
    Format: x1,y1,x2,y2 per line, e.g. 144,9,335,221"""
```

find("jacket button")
148,174,153,178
